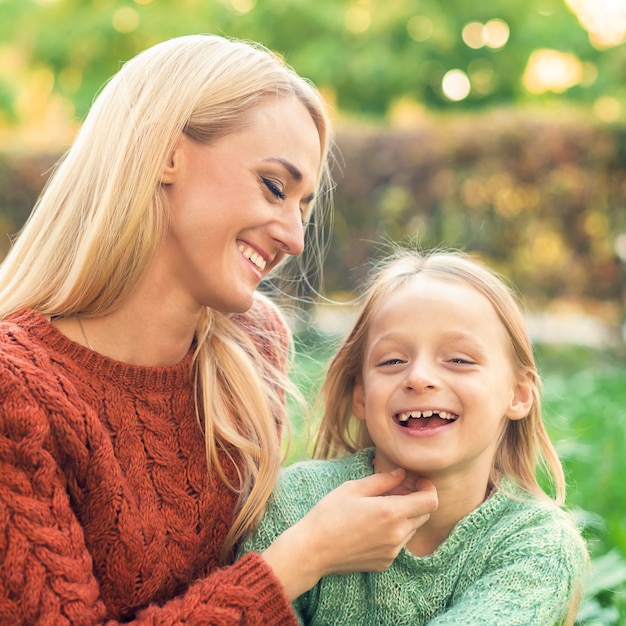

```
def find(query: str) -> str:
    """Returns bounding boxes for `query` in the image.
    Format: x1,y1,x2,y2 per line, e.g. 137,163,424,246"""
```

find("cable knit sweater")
0,301,298,625
240,448,589,626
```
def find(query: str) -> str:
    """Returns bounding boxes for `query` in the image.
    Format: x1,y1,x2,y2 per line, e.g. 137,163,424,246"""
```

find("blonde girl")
242,248,588,625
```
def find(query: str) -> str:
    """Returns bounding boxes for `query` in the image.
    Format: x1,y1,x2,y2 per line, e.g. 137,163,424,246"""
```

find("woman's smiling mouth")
238,242,267,271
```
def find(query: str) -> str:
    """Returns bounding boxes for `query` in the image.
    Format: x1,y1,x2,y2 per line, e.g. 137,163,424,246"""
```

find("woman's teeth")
238,243,267,271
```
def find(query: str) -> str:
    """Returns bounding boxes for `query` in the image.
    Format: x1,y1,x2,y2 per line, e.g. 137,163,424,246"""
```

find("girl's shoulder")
278,449,375,499
477,478,588,564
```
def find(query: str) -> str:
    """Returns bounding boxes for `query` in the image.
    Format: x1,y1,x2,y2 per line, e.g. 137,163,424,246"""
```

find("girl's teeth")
397,410,457,421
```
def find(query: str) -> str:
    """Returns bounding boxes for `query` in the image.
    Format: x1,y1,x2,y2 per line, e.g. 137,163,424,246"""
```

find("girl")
0,37,437,624
240,248,589,625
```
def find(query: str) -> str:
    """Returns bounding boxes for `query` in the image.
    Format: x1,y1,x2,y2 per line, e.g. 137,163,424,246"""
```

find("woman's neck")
52,264,202,366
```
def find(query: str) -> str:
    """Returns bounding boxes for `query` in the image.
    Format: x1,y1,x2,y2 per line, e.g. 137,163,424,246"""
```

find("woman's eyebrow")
263,157,303,181
263,157,316,204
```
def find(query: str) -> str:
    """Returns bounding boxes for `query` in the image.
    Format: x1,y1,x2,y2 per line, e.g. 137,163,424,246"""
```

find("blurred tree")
0,0,624,135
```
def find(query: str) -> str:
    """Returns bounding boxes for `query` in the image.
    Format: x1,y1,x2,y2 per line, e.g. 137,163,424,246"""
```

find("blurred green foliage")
0,0,625,127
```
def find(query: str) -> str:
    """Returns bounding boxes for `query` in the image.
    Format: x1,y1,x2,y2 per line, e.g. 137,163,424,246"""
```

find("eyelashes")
262,176,312,228
262,177,286,200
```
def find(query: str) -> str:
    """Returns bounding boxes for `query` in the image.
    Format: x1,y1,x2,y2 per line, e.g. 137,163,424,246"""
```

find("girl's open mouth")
394,410,459,430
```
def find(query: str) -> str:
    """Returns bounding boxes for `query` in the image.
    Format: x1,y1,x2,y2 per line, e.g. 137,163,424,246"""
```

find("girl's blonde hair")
314,247,566,505
0,34,333,560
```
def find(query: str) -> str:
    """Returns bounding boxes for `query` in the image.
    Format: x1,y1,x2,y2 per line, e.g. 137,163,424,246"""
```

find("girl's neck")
405,473,495,557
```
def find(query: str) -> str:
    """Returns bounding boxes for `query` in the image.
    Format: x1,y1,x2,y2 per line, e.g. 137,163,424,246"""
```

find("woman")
0,35,436,624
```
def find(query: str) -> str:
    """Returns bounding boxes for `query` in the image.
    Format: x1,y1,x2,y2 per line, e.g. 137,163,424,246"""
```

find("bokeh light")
522,49,583,93
442,69,471,101
565,0,626,47
593,96,621,122
407,15,434,42
462,19,509,50
345,5,371,33
483,19,510,49
112,7,140,34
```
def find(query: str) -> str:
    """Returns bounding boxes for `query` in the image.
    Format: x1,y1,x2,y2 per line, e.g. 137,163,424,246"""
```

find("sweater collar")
11,308,195,392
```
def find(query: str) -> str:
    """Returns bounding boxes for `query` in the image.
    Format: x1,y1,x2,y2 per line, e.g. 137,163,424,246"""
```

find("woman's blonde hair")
0,34,334,560
313,247,566,505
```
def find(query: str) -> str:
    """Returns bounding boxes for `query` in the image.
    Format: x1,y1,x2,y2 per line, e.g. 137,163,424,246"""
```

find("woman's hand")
262,468,437,600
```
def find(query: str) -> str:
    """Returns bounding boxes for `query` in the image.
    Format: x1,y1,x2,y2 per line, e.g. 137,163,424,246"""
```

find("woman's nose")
270,203,306,256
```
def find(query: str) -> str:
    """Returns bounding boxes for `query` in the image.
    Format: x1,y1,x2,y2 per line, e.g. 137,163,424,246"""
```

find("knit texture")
0,298,298,625
240,448,589,626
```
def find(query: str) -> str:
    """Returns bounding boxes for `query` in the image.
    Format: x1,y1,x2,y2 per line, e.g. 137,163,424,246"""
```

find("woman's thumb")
349,468,407,497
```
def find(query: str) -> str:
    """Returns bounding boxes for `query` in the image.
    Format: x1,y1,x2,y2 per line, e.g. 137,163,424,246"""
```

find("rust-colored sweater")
0,302,298,625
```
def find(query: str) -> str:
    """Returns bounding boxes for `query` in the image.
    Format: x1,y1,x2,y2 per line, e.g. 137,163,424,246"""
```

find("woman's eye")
262,177,286,200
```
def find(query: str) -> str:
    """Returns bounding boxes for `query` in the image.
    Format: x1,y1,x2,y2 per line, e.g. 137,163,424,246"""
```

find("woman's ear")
506,372,534,421
352,381,367,421
160,138,182,184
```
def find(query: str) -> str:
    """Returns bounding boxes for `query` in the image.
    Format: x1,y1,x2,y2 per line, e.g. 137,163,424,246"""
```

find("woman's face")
160,94,322,314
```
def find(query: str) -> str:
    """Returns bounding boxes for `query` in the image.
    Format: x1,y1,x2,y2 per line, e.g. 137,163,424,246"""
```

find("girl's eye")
449,357,474,365
262,177,286,200
378,358,405,367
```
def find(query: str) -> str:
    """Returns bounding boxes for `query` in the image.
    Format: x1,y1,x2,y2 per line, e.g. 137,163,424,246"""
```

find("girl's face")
352,275,531,487
159,94,322,314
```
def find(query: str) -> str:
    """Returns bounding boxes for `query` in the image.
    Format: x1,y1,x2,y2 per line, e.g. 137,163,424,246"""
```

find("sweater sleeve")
426,515,589,626
237,489,309,626
0,357,298,625
237,461,344,626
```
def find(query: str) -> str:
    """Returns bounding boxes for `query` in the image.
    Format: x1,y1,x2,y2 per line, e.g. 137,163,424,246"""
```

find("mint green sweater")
239,448,588,625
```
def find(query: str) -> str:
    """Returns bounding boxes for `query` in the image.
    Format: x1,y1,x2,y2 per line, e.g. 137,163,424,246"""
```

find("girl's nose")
404,359,438,391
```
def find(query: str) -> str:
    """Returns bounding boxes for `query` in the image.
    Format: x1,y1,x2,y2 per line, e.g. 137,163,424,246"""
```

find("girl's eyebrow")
263,157,316,204
369,331,488,353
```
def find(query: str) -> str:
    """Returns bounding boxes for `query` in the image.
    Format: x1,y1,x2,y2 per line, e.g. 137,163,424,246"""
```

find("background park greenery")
0,0,625,623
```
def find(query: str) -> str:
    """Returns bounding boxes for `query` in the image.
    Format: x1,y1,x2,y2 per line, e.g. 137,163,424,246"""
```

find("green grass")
537,345,626,624
287,333,626,624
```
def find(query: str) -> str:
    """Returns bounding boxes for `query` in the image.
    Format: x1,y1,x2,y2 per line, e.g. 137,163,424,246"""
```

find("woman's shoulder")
0,310,63,441
0,309,55,370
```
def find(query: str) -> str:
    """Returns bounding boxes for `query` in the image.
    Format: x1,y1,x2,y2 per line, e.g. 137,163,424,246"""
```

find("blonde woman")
241,248,588,625
0,36,437,624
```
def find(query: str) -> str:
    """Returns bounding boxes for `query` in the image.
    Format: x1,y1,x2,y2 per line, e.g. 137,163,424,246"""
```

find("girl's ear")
506,372,534,421
352,381,367,421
